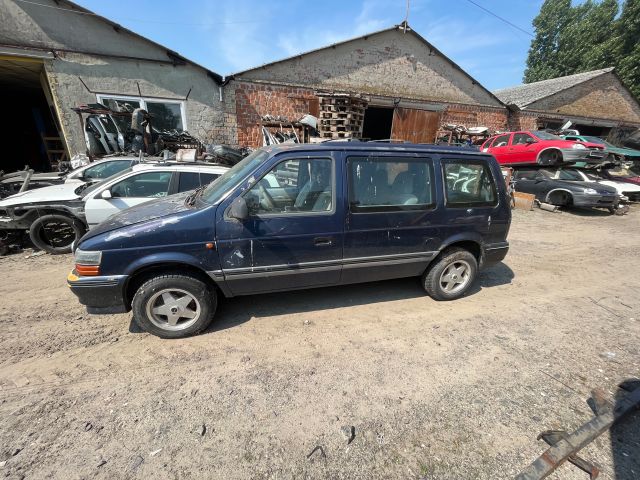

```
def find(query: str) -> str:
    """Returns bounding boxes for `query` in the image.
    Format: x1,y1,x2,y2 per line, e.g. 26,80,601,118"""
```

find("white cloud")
276,0,389,58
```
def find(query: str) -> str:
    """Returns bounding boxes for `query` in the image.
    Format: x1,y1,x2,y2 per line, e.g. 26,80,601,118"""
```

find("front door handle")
314,237,333,247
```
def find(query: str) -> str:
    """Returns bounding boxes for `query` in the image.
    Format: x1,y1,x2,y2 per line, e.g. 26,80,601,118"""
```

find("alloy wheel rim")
146,288,201,331
439,260,472,294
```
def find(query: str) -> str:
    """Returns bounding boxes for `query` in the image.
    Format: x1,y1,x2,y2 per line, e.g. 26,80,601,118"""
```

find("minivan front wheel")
423,248,478,301
132,274,216,338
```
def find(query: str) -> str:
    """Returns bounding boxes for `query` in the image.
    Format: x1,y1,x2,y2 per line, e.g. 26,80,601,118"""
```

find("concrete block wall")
233,81,317,148
45,54,229,156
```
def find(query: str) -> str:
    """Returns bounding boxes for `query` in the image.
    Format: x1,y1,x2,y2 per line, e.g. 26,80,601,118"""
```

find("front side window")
348,156,434,212
557,169,583,181
512,133,535,145
83,160,135,180
244,158,333,215
110,171,172,198
443,161,497,207
492,134,511,147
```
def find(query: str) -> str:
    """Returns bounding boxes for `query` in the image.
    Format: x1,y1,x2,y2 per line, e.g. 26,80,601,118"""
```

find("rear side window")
443,161,497,207
492,134,510,147
348,156,434,212
177,172,219,192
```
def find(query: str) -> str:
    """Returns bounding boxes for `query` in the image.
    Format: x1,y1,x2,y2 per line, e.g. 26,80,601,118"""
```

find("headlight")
583,188,598,194
74,249,102,276
74,249,102,265
572,143,586,149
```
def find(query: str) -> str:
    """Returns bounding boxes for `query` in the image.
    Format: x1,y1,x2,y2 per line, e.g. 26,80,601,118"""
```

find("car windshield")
582,136,607,145
201,149,270,204
80,168,133,197
557,169,584,181
533,131,563,141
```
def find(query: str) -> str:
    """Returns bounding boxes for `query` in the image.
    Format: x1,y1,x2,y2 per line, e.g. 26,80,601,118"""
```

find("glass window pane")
177,172,219,192
146,102,183,131
244,158,333,215
100,98,141,133
348,157,434,212
111,171,172,198
83,160,134,180
492,134,510,147
512,133,534,145
443,162,497,206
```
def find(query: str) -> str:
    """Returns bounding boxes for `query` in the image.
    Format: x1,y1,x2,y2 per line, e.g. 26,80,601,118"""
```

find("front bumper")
67,271,129,314
572,193,618,207
560,149,604,164
481,241,509,268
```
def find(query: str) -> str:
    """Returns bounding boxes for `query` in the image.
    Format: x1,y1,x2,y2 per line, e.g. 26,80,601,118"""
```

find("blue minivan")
68,143,511,338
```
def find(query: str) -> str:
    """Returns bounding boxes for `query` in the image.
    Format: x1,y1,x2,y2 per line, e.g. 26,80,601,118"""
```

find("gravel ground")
0,207,638,479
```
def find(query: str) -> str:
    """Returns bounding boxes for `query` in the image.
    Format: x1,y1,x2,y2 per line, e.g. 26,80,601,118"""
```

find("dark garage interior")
362,106,393,141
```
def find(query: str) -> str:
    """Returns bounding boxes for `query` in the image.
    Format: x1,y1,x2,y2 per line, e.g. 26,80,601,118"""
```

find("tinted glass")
492,134,510,147
111,171,172,198
244,158,333,215
348,157,434,212
177,172,219,192
514,169,538,180
443,161,497,206
533,131,563,141
83,160,135,180
557,169,583,181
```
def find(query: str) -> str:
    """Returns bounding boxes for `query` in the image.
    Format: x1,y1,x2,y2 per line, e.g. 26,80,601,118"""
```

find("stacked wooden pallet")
318,94,368,139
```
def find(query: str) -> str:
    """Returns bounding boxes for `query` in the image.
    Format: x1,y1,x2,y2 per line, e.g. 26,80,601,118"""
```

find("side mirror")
228,196,248,221
100,189,112,199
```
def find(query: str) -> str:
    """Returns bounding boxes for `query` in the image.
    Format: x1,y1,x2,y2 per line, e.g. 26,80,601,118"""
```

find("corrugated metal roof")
493,68,614,108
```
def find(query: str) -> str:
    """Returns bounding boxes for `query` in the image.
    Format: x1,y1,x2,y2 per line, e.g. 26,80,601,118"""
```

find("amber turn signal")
75,264,100,276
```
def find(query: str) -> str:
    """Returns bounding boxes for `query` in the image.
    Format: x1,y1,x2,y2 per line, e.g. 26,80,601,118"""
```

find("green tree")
616,0,640,98
524,0,640,98
524,0,572,82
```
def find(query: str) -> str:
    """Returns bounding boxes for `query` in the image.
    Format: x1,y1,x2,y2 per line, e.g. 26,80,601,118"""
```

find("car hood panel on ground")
0,182,82,207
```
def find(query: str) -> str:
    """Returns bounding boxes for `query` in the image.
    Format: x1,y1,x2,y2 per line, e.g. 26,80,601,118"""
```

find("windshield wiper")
185,185,206,206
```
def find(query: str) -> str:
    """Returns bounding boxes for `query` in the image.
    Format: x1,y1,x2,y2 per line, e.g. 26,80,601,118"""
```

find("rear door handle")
314,237,333,246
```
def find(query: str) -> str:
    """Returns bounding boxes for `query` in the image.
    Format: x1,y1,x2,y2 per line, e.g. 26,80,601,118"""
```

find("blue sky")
73,0,546,90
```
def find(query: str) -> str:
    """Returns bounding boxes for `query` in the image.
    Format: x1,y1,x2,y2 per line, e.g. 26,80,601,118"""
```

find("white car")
0,162,228,254
550,167,640,202
0,157,142,198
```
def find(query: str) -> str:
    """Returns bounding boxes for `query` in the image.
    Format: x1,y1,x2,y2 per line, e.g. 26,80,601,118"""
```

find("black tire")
538,149,562,165
29,214,85,254
132,274,216,339
422,248,478,301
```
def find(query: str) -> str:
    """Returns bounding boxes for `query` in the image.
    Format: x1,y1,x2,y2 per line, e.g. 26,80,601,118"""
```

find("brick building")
495,68,640,143
0,0,230,171
226,23,510,148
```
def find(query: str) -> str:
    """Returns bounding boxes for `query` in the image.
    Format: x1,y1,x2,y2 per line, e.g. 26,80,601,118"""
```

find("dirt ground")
0,207,638,480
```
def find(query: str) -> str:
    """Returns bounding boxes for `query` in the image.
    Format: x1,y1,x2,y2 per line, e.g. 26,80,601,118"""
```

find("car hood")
0,182,82,207
81,191,197,242
558,180,617,194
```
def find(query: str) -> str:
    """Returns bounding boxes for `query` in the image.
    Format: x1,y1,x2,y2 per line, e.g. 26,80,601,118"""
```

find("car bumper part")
481,242,509,268
571,194,617,207
67,271,129,314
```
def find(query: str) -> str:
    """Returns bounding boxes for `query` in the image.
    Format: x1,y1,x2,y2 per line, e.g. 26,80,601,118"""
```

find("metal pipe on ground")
516,385,640,480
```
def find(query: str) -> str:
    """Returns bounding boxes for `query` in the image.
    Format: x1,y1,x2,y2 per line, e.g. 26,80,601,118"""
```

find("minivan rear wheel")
132,274,216,338
422,248,478,300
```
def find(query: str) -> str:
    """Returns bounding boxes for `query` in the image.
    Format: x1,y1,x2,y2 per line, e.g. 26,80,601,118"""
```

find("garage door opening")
572,124,611,137
362,106,393,141
0,58,65,173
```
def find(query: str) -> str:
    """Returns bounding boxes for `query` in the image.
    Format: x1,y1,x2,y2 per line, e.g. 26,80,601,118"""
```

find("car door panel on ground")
216,153,344,295
85,171,174,226
342,153,441,284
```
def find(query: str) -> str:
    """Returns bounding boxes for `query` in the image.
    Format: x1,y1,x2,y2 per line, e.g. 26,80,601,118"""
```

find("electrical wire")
463,0,535,38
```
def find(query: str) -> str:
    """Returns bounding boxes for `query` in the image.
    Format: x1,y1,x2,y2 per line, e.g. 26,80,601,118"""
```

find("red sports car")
481,130,606,166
